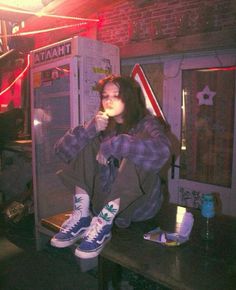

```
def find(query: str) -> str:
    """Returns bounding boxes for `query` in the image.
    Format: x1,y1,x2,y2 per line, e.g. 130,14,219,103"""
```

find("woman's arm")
54,119,98,163
99,116,171,172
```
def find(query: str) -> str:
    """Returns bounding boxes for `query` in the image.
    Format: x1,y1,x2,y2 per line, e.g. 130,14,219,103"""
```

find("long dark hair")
97,75,149,135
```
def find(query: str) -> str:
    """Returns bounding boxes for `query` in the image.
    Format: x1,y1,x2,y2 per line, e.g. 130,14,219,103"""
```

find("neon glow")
1,23,88,38
0,6,99,22
0,54,30,96
199,66,236,72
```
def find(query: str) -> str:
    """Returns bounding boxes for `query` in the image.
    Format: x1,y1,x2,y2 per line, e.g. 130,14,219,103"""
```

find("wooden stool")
41,211,72,232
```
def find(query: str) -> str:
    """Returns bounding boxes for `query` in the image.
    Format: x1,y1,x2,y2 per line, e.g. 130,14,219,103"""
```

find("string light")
199,66,236,72
0,22,88,38
0,54,30,96
0,6,99,22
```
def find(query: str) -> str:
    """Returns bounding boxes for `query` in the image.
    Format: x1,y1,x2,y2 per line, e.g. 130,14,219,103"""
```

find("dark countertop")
101,203,236,290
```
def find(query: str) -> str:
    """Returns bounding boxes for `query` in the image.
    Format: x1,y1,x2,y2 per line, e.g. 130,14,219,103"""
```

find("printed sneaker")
75,216,112,259
51,213,91,248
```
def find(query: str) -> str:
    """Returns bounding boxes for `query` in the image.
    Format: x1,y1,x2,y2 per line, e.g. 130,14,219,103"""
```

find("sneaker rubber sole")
50,229,87,248
74,233,112,259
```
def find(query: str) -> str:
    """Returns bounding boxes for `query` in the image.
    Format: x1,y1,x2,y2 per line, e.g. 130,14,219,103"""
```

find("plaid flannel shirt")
55,114,170,172
54,114,171,225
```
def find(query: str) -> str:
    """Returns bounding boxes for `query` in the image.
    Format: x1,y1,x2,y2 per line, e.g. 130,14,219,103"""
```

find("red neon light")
200,66,236,72
0,6,99,22
0,54,30,96
131,64,166,122
1,23,88,38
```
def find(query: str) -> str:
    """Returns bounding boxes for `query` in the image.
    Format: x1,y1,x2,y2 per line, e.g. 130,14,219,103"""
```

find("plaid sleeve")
100,116,171,172
54,119,98,163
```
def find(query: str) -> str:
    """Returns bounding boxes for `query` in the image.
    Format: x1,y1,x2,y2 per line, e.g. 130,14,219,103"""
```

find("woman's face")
101,82,125,123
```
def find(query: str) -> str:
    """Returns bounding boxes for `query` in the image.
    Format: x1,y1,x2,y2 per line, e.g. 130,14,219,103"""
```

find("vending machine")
30,36,120,248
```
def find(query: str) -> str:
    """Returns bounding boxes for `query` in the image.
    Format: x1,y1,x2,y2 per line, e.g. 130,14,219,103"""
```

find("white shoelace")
85,217,105,242
60,212,81,234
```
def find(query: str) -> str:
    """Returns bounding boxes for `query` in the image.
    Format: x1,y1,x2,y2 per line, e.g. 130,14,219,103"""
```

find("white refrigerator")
30,36,120,248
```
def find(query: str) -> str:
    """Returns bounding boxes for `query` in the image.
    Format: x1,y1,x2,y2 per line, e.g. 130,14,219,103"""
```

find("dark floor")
0,212,98,290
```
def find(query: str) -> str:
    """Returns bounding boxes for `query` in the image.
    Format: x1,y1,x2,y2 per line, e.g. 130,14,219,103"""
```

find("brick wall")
26,0,236,56
96,0,235,47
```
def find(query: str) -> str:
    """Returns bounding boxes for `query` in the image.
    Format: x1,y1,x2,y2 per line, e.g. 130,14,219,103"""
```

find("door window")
180,68,235,188
164,51,236,215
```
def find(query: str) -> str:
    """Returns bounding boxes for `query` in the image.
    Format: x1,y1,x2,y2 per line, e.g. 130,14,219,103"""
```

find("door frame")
163,49,236,216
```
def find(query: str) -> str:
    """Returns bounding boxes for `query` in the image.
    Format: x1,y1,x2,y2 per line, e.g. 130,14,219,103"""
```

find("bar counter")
99,203,236,290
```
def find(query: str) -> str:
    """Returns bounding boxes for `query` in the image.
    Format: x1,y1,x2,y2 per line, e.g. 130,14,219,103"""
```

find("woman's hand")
96,151,108,166
95,111,109,132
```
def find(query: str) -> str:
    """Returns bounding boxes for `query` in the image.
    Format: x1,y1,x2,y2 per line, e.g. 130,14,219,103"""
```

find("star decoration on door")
196,85,216,106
